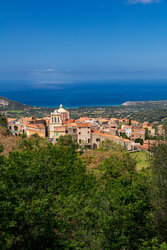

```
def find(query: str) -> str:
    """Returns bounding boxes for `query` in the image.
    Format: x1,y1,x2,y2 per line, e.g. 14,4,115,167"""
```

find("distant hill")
122,100,167,108
0,96,33,110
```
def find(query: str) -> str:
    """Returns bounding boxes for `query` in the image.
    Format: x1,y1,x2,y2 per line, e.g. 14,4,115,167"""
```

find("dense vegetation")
0,132,167,249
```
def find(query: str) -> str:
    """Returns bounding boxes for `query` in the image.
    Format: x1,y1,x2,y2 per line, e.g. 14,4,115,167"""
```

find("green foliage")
57,134,78,149
89,152,155,249
14,125,18,131
1,134,167,249
99,139,124,151
0,114,7,128
120,132,130,139
0,144,95,249
131,151,149,170
150,142,167,242
19,134,49,151
135,138,144,145
0,143,4,153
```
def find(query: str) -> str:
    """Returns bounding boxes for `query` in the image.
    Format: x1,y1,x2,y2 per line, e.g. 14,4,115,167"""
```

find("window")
56,132,58,136
88,131,90,133
73,129,77,133
66,130,68,133
96,138,100,142
56,138,58,141
79,132,81,135
88,139,90,143
79,139,81,144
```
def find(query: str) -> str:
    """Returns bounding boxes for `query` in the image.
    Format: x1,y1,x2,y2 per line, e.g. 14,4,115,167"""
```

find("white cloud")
127,0,161,4
44,69,56,72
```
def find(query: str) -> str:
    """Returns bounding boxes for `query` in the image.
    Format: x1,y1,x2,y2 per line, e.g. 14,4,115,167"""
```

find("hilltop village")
7,104,165,151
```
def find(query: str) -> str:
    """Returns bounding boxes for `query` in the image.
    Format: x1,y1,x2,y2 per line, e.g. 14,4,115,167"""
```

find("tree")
57,135,78,149
150,142,167,243
0,144,95,249
99,139,123,151
120,132,129,139
0,143,4,153
0,114,7,128
135,138,144,145
93,151,155,249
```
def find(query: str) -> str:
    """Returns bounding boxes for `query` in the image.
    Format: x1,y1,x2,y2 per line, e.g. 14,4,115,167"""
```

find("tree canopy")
0,135,167,249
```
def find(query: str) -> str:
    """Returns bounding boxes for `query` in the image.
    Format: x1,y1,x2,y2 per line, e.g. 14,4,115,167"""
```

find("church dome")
58,104,67,113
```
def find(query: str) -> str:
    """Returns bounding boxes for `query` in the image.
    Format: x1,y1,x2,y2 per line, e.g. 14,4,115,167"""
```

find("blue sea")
0,80,167,108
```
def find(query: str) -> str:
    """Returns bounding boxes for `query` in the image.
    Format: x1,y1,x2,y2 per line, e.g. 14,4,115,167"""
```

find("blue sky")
0,0,167,81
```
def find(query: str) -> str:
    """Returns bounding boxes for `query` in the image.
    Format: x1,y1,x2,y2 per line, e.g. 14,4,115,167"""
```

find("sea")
0,79,167,108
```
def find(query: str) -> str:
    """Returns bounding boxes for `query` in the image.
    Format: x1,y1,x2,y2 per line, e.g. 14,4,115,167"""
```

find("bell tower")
50,109,62,127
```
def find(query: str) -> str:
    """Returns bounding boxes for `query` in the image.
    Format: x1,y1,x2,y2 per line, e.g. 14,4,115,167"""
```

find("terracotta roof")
62,119,75,124
66,122,77,127
98,119,109,123
8,123,16,126
131,120,140,124
77,122,91,128
110,118,119,120
92,129,131,143
18,126,25,130
138,145,149,149
25,123,45,129
76,117,89,122
124,126,131,129
7,118,16,123
132,129,145,132
54,126,66,132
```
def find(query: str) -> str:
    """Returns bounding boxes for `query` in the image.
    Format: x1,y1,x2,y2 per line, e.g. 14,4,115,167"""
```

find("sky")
0,0,167,81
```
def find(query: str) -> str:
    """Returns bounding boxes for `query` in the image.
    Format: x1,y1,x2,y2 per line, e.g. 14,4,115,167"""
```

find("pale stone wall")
26,128,45,138
65,127,77,141
77,127,91,145
91,132,132,150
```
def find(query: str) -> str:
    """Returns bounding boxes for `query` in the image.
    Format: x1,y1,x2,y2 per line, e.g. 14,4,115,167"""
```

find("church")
48,104,69,142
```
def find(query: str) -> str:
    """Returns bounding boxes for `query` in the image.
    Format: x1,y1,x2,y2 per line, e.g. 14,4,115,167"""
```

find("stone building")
91,129,132,151
76,122,91,147
25,123,46,138
158,125,165,137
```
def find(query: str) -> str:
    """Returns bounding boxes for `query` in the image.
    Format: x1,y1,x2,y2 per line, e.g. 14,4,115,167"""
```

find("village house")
76,122,91,147
131,128,145,141
158,124,165,137
91,129,132,151
25,123,46,138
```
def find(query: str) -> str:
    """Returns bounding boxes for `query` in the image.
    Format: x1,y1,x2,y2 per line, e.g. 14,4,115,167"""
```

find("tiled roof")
77,122,91,128
76,117,89,122
110,118,119,120
92,129,131,143
7,118,16,123
131,120,139,124
25,123,45,129
66,122,77,127
98,119,109,123
62,119,75,124
54,126,66,132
